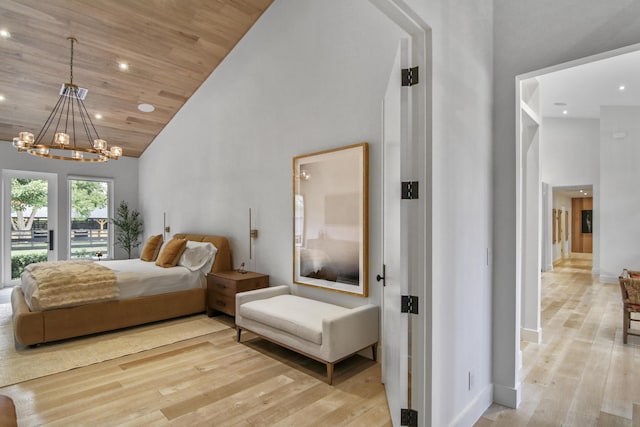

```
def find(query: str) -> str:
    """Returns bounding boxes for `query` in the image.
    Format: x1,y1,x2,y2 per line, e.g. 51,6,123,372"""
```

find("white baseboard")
599,274,618,284
493,382,520,409
521,327,542,344
449,384,494,427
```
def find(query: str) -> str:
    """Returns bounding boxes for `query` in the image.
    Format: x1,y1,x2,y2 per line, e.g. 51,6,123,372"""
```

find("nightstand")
206,270,269,316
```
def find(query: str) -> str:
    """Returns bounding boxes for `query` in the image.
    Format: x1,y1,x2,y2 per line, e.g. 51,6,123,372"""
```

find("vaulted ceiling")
0,0,273,158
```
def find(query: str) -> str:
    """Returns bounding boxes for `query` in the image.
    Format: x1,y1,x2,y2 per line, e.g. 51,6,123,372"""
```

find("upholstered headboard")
172,233,232,273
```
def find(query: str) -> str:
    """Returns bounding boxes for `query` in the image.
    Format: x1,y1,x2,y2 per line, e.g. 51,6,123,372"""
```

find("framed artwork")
582,210,593,234
558,209,563,240
552,208,556,244
292,143,369,297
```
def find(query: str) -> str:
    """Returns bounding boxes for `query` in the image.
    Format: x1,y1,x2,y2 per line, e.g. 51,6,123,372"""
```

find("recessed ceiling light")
0,95,5,102
94,113,102,119
0,29,10,39
138,103,155,113
562,110,568,115
619,85,626,91
118,62,129,71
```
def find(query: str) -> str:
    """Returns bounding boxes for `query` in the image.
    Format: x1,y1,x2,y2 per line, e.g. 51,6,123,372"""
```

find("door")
68,178,112,260
381,39,409,426
2,170,57,285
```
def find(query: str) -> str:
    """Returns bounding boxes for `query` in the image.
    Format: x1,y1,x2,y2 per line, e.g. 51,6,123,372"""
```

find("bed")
11,233,232,346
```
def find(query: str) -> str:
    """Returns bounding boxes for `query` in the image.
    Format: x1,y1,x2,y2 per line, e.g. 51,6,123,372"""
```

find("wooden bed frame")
11,234,232,346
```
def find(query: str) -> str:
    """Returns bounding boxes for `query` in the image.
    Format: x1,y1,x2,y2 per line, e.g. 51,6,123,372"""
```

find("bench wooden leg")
236,327,242,342
372,343,378,362
326,363,334,385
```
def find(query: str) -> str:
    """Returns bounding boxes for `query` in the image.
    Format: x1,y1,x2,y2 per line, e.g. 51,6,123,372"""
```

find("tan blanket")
21,260,118,311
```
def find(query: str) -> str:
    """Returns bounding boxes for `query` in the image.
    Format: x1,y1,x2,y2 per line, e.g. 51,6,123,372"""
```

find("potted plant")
112,201,143,259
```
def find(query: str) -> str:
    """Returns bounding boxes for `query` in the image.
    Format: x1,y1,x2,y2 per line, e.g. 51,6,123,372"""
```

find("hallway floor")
476,254,640,426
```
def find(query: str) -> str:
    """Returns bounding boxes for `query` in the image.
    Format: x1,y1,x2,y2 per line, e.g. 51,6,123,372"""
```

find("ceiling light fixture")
137,103,155,113
12,37,121,162
619,85,626,91
562,110,568,115
0,29,10,39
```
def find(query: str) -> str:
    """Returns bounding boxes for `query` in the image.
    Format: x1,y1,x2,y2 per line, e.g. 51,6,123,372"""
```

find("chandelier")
12,37,122,162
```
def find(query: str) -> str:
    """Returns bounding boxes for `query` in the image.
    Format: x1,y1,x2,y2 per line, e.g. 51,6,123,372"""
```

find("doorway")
2,170,57,286
516,43,640,407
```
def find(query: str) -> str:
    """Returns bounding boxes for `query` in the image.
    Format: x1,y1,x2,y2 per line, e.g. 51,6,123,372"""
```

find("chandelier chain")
68,37,75,85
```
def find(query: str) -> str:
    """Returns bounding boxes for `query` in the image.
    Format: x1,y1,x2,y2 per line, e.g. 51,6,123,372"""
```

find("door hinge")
401,408,418,426
401,295,419,315
401,66,419,87
401,181,419,200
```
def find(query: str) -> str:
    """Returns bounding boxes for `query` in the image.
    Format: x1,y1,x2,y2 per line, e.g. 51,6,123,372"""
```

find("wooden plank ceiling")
0,0,272,158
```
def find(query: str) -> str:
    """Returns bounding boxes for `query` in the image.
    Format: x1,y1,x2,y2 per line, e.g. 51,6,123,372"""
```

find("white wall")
417,0,495,421
494,0,640,409
140,0,495,425
600,106,640,281
0,143,139,275
140,0,403,307
541,118,600,185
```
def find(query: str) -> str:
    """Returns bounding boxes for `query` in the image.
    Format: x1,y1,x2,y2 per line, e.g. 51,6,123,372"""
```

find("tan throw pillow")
140,234,163,261
155,238,187,268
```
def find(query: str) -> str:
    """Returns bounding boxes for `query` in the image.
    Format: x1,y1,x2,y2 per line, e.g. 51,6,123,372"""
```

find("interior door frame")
1,169,58,286
514,42,640,409
369,0,432,423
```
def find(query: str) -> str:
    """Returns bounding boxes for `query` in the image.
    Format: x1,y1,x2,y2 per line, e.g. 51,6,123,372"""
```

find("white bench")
235,285,379,384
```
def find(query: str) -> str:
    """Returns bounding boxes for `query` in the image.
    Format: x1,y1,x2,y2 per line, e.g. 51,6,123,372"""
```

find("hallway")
478,254,640,426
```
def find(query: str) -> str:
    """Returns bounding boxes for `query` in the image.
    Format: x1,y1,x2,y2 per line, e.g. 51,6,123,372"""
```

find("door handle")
376,264,386,287
49,230,54,251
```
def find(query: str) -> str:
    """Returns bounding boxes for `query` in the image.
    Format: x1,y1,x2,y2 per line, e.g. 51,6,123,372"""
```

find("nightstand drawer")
209,279,237,297
210,294,235,315
206,271,269,317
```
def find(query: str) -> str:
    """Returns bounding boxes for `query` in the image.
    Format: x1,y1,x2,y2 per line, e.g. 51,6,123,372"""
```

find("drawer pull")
216,284,227,290
216,300,226,307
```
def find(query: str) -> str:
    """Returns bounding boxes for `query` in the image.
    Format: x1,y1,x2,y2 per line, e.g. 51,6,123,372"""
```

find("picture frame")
552,208,556,244
582,209,593,234
558,209,563,241
292,143,369,297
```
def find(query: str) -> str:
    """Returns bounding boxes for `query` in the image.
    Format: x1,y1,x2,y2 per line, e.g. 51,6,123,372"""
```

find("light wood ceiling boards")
0,0,273,158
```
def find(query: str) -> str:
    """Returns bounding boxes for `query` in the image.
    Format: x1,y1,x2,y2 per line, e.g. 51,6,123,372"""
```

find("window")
68,178,112,259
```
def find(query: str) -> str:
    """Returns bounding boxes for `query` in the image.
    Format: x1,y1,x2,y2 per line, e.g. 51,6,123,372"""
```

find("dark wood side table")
206,270,269,316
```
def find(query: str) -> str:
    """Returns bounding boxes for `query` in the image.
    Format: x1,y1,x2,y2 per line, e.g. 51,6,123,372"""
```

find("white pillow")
178,241,217,272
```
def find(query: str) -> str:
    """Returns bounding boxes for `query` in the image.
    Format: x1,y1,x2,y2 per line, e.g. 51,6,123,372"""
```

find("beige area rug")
0,303,230,388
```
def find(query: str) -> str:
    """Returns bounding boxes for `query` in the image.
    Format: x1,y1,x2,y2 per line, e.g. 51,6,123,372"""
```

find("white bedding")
100,259,206,299
21,240,217,310
20,259,206,310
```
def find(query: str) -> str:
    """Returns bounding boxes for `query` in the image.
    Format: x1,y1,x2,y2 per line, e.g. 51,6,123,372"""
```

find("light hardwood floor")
0,314,391,426
476,253,639,427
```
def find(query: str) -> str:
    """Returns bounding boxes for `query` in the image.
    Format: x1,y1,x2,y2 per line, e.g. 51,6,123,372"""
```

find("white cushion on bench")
239,294,350,345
